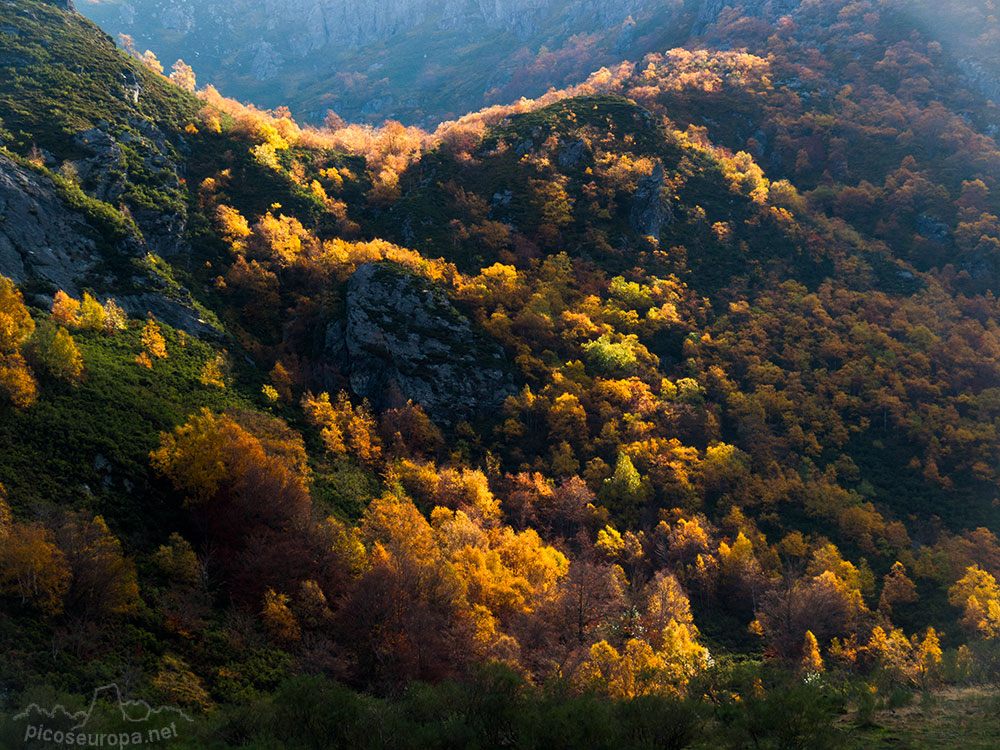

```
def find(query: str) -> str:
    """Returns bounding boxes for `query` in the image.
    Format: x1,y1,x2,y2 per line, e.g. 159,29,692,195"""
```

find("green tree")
28,320,84,383
600,452,651,526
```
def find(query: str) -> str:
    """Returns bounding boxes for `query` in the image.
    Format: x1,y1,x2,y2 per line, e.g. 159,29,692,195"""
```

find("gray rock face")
557,139,590,168
74,120,190,259
958,58,1000,107
0,154,97,296
115,293,220,338
0,155,217,337
630,162,672,238
74,128,128,204
325,263,516,422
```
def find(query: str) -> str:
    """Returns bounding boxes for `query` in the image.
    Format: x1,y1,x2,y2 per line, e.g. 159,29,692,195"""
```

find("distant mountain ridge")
77,0,793,124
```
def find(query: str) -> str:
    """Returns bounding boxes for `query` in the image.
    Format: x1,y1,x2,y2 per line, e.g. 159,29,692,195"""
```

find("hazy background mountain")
74,0,770,125
77,0,1000,128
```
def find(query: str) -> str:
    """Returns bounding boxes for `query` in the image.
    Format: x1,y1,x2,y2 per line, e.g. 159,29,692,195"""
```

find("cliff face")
91,0,648,54
0,155,215,335
71,0,811,125
0,154,97,298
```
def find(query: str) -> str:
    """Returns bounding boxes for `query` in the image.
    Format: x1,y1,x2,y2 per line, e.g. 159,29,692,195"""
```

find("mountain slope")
1,1,1000,746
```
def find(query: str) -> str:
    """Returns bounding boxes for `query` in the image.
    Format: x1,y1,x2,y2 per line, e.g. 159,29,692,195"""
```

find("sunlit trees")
863,625,943,688
800,631,823,675
28,321,84,383
140,50,164,75
51,291,81,327
949,566,1000,639
0,519,71,616
140,319,168,362
215,205,252,255
78,293,106,331
576,627,707,699
0,275,37,407
169,59,197,92
151,409,336,601
302,391,382,464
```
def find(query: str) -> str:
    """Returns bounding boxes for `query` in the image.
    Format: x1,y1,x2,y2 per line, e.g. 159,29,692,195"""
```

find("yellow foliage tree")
140,50,164,75
0,275,37,406
800,630,823,675
150,409,238,505
644,571,696,645
0,354,38,407
215,205,252,255
301,391,381,464
29,321,84,383
50,290,81,327
141,319,168,360
261,589,302,643
199,354,226,388
79,293,106,331
169,59,196,92
949,565,1000,639
577,630,707,699
0,521,71,616
913,628,942,688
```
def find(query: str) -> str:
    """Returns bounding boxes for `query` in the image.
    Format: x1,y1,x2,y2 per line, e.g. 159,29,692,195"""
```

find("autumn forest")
2,0,1000,747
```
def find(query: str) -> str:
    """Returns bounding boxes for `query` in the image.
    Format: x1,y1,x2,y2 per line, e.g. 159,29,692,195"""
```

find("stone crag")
324,263,516,423
0,154,98,298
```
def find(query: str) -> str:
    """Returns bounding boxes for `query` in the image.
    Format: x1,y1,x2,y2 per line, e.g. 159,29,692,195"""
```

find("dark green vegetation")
1,1,1000,748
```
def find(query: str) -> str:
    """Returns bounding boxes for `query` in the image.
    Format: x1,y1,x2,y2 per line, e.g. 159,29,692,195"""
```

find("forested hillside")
1,1,1000,747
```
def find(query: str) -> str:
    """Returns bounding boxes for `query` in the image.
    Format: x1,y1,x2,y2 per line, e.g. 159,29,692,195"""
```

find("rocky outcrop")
74,120,189,258
630,162,672,238
324,263,516,422
958,58,1000,107
0,155,217,337
115,293,220,338
557,139,590,168
0,154,97,296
